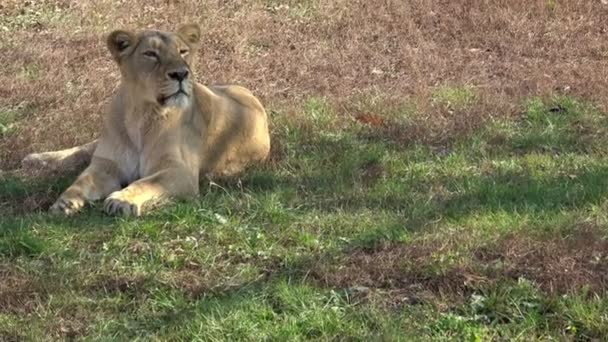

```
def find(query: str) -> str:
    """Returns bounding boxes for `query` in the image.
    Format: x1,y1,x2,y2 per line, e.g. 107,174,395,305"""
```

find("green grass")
0,102,39,136
432,85,478,110
264,0,320,19
0,2,69,31
1,96,608,340
0,106,24,136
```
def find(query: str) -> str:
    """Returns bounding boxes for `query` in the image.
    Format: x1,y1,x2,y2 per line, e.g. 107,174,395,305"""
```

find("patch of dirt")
89,255,279,300
89,273,149,298
359,160,386,186
0,262,88,337
311,240,478,307
167,252,282,299
476,226,608,294
311,227,608,306
169,270,215,299
51,306,90,340
0,265,47,314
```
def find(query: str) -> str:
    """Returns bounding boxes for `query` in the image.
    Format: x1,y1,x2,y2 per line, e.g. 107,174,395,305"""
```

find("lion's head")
107,23,201,109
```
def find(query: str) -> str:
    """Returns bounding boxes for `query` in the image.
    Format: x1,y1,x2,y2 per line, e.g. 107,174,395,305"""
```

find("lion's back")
194,83,270,177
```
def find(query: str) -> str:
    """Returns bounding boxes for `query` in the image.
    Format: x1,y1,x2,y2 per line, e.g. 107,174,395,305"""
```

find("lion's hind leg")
22,140,98,173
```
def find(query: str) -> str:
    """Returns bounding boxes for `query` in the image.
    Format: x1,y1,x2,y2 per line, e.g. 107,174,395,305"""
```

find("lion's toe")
104,192,142,217
50,196,85,216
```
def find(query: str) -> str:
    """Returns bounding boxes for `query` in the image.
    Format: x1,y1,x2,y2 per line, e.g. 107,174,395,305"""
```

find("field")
2,0,608,340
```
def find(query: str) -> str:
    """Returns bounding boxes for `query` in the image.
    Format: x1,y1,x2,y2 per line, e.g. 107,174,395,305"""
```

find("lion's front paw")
50,192,86,216
104,191,142,217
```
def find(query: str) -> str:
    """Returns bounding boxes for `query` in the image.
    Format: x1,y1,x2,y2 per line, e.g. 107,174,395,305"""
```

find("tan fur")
23,24,270,216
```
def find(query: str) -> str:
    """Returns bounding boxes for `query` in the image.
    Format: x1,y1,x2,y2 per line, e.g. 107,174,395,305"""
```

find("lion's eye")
179,49,189,56
143,51,158,59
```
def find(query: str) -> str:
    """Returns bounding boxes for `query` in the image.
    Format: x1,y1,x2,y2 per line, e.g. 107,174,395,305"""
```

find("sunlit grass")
1,96,608,340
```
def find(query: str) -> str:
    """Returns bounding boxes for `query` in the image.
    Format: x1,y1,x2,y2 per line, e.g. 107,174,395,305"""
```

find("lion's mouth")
157,89,188,106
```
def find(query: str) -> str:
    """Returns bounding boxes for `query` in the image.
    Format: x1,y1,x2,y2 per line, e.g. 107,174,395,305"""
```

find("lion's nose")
167,68,189,82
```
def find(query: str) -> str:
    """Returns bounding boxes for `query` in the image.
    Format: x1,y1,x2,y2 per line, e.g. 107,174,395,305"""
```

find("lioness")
23,24,270,216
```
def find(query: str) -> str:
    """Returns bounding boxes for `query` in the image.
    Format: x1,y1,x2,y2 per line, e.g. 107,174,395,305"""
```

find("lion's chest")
122,110,179,180
126,117,145,152
123,114,151,180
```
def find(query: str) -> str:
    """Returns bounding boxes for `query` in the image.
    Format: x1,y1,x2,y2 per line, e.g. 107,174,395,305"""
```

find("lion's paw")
50,192,86,216
104,191,142,217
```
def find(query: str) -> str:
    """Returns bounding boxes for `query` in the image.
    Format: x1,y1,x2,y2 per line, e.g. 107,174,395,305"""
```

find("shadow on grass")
0,172,74,215
242,157,608,218
95,158,608,337
99,223,608,340
3,96,608,338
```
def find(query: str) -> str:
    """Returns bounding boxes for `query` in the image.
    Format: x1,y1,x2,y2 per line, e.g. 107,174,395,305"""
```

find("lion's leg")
51,156,122,215
104,166,198,217
22,140,98,172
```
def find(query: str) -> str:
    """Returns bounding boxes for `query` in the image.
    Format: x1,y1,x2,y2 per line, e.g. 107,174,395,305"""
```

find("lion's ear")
177,23,201,46
107,30,136,62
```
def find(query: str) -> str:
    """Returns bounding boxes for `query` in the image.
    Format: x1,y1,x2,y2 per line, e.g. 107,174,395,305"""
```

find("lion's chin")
158,92,191,109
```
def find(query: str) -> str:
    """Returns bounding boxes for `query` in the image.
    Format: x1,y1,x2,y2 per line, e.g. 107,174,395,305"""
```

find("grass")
0,1,68,31
2,0,608,339
0,104,27,136
2,96,608,340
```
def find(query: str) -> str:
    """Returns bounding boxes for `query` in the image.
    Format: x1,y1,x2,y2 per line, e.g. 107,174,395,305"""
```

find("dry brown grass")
476,226,608,295
0,264,47,314
1,0,608,169
310,226,608,306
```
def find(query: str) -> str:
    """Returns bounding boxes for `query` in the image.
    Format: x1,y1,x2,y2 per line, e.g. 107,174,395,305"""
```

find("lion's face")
107,24,201,109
